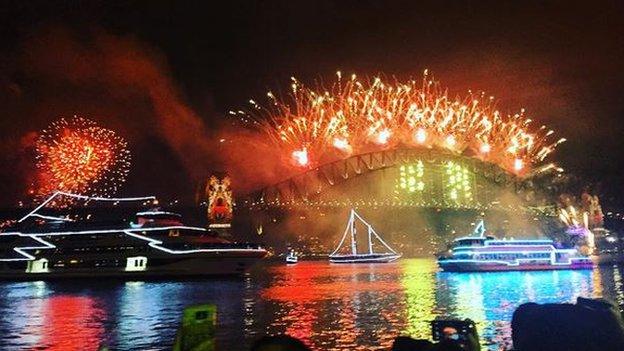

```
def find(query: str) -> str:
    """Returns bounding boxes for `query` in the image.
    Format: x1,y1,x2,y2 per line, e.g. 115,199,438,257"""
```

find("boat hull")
438,260,594,272
330,253,401,263
0,253,266,281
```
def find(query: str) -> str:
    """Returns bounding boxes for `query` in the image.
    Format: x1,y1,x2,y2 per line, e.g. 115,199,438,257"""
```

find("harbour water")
0,259,623,350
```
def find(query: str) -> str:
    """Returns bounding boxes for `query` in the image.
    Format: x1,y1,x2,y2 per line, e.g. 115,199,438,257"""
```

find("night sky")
0,1,623,208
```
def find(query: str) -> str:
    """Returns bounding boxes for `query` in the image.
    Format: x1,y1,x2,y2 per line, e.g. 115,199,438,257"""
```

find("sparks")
332,137,351,151
445,135,457,148
239,72,563,176
375,129,391,145
33,116,131,204
414,128,427,144
292,148,309,167
480,143,491,154
514,158,524,172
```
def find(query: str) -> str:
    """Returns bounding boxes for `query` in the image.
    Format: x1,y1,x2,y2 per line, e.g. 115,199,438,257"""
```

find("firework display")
559,193,604,229
233,71,565,176
34,116,131,200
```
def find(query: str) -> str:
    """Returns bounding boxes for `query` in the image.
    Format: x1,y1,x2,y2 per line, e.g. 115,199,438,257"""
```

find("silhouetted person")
512,297,624,351
431,339,465,351
391,336,433,351
251,335,312,351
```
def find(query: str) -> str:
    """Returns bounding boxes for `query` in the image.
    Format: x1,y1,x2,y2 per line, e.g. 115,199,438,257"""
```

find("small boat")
438,220,594,272
329,209,401,263
285,250,298,264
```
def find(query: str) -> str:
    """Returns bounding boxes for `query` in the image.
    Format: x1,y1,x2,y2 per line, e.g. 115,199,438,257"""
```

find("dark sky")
0,1,623,208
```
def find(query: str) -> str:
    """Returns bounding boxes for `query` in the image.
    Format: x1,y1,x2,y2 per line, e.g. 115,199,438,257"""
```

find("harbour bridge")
229,147,563,253
241,147,558,215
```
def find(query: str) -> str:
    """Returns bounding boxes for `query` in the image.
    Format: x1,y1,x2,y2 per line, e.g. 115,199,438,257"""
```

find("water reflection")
39,295,106,350
0,260,622,350
115,281,181,349
400,259,436,339
262,260,624,351
436,269,598,348
612,265,624,308
0,282,106,350
263,262,407,350
0,282,50,348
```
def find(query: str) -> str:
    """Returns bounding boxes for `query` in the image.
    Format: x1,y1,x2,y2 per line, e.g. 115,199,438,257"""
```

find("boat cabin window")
125,256,147,271
456,239,485,247
487,241,553,246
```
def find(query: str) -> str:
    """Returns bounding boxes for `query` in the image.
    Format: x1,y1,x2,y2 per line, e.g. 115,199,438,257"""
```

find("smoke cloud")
19,26,216,181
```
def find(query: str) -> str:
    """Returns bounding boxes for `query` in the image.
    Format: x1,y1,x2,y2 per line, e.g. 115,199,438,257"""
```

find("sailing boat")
329,209,402,263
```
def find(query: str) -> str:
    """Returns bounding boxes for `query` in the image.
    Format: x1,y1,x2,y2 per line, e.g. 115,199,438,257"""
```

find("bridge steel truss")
245,148,534,209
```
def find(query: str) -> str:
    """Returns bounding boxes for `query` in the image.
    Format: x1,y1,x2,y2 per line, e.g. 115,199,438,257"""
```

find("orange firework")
232,70,565,176
34,116,131,200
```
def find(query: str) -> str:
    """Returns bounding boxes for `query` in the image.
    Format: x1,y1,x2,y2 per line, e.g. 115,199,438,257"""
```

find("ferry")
0,192,267,279
438,221,593,272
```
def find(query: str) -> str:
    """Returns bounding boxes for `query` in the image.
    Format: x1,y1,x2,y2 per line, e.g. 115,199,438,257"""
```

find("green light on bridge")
445,161,473,204
399,161,425,193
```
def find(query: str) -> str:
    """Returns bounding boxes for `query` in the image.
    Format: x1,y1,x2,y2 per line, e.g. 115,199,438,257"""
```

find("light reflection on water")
0,259,622,350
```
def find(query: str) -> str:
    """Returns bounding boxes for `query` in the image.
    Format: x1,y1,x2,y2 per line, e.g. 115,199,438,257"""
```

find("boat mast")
352,210,398,255
350,210,357,255
329,209,355,257
330,209,400,258
475,220,486,237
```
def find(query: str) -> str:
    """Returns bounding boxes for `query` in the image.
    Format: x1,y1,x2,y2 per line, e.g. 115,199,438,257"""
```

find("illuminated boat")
329,209,401,263
285,250,298,264
0,192,267,279
438,220,594,272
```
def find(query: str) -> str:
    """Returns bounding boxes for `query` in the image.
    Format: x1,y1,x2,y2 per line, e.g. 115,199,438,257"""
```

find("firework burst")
33,116,131,200
232,71,564,176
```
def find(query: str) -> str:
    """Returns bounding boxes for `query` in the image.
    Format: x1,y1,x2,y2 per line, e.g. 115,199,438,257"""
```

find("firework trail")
231,71,564,176
33,116,131,202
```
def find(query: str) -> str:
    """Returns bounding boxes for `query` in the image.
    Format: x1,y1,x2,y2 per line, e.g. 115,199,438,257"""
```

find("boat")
285,250,298,264
437,220,594,272
329,209,401,263
590,227,624,264
0,192,267,279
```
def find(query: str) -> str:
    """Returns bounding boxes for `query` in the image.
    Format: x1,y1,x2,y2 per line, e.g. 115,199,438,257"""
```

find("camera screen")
431,320,472,342
195,311,208,321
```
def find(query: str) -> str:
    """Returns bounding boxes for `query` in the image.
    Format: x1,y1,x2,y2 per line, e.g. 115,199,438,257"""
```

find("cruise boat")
0,192,267,279
438,220,593,272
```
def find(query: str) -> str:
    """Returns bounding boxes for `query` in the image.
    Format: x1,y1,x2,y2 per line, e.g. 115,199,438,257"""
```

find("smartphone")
173,304,217,351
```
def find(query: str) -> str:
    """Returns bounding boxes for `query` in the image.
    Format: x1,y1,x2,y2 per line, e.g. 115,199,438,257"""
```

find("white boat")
285,250,298,264
438,220,593,272
329,209,401,263
0,192,267,279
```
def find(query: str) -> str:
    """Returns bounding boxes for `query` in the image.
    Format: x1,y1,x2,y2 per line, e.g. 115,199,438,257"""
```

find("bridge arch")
244,148,543,211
